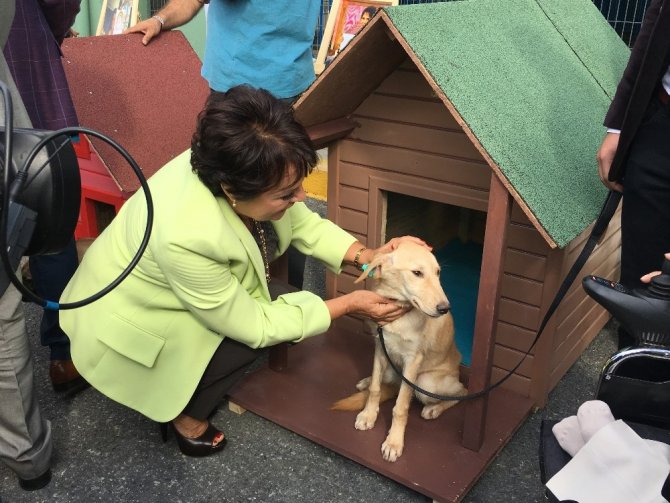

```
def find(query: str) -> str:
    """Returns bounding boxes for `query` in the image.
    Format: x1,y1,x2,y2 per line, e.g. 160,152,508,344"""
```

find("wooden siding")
548,207,621,389
327,60,619,404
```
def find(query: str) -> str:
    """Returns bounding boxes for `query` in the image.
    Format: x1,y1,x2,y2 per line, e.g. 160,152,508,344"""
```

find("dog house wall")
322,57,621,406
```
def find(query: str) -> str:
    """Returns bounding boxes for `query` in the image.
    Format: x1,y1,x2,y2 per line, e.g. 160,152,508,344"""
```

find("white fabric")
552,415,585,457
553,400,613,456
577,400,615,442
662,64,670,96
547,420,670,503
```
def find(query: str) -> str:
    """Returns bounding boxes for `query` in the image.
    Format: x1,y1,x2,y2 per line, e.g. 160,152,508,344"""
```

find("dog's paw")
355,377,371,391
355,410,377,430
421,403,447,419
381,437,404,462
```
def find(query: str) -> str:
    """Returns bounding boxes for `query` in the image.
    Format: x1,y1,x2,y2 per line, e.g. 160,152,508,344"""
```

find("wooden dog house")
229,0,631,501
61,31,209,237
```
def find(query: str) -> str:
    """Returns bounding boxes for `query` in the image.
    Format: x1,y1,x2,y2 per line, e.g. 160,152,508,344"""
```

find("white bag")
547,420,670,503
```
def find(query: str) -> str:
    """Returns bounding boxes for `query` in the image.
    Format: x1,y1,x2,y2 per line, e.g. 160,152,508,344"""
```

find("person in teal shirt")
126,0,319,100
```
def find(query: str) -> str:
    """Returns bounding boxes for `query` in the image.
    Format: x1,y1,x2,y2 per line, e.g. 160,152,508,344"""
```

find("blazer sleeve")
153,223,333,350
604,0,663,129
281,202,358,273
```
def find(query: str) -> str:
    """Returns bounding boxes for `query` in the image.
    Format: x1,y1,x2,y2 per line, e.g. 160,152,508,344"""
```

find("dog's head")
355,241,450,318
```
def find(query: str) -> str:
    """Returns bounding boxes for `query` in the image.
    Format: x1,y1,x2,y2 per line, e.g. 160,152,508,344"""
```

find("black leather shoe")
160,422,227,457
18,469,51,491
50,360,90,396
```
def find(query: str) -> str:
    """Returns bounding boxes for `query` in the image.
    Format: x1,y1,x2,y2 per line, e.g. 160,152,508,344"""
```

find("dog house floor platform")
229,326,534,503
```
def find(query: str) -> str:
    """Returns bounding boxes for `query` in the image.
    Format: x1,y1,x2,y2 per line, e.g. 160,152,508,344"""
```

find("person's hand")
347,290,411,325
372,235,431,256
596,132,624,192
640,252,670,283
124,17,162,45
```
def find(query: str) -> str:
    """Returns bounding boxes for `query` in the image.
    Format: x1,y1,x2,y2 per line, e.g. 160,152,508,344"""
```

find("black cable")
21,135,72,193
377,190,623,402
0,81,154,310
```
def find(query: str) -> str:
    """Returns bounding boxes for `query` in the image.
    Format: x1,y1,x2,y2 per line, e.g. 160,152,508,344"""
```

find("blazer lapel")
218,198,271,295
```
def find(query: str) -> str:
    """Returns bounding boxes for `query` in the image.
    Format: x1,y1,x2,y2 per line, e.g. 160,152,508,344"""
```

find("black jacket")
605,0,670,181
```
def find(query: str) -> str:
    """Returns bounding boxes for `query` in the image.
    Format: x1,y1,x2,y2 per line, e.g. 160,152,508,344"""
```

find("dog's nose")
437,303,450,315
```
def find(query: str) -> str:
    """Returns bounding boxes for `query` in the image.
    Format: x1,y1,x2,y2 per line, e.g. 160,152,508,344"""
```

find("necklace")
252,220,271,284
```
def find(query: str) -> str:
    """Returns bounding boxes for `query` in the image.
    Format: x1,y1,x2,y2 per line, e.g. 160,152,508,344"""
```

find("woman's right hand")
326,290,410,325
350,235,431,269
372,235,430,257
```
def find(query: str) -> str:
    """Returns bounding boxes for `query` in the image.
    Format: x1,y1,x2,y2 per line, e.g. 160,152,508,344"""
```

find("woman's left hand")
373,235,431,256
348,236,431,271
346,290,412,325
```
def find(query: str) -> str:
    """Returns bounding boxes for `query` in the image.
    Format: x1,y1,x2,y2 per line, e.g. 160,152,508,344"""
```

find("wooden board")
228,325,534,503
62,31,209,193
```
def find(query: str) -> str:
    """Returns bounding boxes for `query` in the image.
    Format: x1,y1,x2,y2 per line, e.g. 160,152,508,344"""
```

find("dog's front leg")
355,342,388,431
381,354,423,462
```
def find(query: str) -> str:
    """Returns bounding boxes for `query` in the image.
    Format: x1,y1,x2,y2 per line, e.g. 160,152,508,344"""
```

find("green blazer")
60,150,356,422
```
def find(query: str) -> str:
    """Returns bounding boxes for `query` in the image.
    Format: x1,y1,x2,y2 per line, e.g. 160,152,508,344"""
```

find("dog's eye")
412,270,423,277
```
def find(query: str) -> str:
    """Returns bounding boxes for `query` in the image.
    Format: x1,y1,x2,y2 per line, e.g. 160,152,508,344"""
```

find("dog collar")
360,263,376,278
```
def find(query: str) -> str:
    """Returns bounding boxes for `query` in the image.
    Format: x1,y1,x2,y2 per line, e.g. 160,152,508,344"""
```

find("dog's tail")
330,383,397,411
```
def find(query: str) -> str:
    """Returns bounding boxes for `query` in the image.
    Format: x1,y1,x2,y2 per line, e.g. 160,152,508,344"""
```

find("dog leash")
377,190,623,402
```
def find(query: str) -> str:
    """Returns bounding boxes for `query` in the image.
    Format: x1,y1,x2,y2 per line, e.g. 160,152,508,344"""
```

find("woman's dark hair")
190,85,317,199
362,6,377,17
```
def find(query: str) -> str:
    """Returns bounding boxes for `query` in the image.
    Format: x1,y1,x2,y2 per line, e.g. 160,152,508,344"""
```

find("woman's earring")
232,199,237,208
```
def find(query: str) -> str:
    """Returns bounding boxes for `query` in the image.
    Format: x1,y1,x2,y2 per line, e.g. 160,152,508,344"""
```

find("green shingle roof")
384,0,629,247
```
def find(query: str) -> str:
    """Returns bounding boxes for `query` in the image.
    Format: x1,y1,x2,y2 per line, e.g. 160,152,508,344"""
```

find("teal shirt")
203,0,319,99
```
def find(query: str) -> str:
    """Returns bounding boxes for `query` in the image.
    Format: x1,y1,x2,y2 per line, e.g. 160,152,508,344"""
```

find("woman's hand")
373,235,431,256
348,290,411,325
349,236,431,268
325,290,411,325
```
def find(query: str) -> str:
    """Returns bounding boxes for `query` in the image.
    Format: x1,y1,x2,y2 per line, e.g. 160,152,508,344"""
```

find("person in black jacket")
597,0,670,348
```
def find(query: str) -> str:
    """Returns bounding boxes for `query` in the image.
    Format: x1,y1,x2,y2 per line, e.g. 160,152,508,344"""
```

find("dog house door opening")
383,192,485,367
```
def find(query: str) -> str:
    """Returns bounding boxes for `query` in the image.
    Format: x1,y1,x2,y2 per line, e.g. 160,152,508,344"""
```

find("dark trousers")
182,280,294,420
619,94,670,347
287,245,306,289
182,338,264,420
28,237,79,360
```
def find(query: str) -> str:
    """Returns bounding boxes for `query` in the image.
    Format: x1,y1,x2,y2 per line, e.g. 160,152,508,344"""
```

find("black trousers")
618,94,670,347
181,337,264,420
28,237,79,360
181,280,294,420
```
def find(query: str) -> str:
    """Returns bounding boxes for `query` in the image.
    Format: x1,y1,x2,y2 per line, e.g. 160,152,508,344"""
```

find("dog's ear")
353,252,392,284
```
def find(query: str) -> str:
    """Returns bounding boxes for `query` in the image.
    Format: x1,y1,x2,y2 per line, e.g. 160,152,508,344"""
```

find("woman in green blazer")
60,85,417,457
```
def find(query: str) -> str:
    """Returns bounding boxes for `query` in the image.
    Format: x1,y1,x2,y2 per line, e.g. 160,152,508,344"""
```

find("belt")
660,86,670,105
